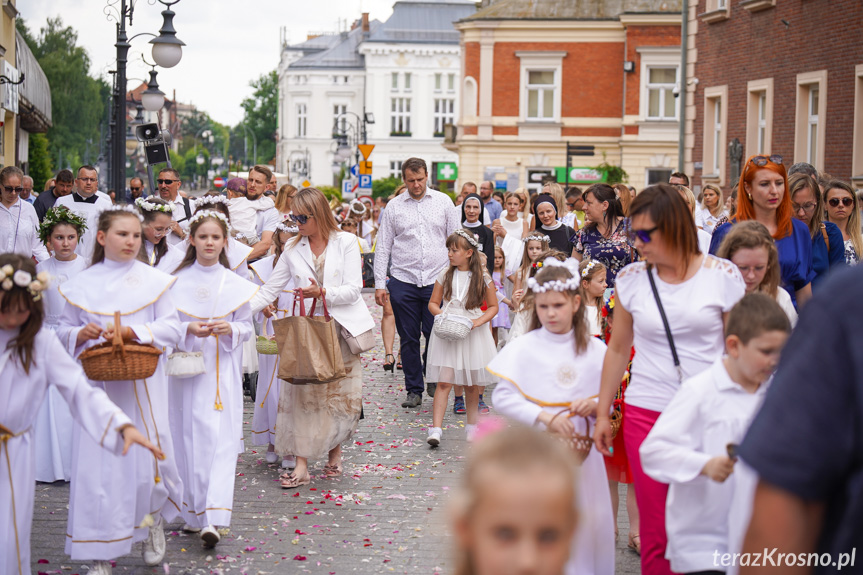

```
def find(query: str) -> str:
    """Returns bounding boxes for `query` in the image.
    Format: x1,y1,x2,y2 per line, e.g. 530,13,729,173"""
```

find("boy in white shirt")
225,177,275,245
639,293,792,575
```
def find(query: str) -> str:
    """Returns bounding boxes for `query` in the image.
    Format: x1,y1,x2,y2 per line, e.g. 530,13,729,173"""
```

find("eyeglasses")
289,213,314,225
792,201,817,212
130,186,142,191
3,186,23,193
628,226,659,243
157,179,178,185
749,155,783,168
566,201,577,208
342,222,357,228
828,197,854,208
77,177,97,183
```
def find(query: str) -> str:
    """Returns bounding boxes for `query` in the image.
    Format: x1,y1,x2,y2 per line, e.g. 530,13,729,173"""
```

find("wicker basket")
79,311,162,381
549,412,594,465
609,407,622,440
433,300,474,341
256,335,279,355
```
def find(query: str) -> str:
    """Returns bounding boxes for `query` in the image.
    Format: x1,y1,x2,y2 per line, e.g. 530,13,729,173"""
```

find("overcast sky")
20,0,396,126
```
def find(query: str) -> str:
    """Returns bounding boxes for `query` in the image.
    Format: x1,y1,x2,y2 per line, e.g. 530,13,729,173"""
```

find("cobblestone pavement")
30,294,641,574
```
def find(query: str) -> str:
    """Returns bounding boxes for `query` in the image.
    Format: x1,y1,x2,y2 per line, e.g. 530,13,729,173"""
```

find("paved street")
30,294,641,574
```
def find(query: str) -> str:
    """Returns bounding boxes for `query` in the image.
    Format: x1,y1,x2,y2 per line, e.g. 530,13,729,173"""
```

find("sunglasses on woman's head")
289,213,314,224
628,226,659,243
828,197,854,208
749,154,783,167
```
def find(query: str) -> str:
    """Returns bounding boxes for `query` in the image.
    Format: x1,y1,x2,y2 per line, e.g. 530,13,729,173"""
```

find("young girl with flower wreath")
168,210,258,548
0,253,163,575
33,206,89,482
425,229,499,446
249,221,298,470
136,197,185,272
190,193,254,277
58,206,185,574
579,259,608,337
507,231,550,339
488,258,615,575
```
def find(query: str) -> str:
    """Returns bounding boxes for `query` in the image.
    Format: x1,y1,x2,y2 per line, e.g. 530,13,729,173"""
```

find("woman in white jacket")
250,187,375,489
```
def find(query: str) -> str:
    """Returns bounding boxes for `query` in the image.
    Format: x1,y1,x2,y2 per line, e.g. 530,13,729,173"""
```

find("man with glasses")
0,165,49,261
34,169,75,221
157,168,195,246
130,177,145,201
479,180,502,221
20,175,35,204
564,186,585,229
55,165,112,257
246,165,281,261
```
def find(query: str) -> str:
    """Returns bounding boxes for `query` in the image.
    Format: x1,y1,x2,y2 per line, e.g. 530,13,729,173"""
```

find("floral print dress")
574,218,636,286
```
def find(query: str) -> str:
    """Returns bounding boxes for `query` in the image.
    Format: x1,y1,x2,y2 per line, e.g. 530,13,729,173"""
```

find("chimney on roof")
362,12,370,37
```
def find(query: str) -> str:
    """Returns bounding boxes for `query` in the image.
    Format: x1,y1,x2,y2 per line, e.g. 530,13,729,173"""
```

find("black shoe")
401,393,422,408
383,354,395,373
426,382,436,398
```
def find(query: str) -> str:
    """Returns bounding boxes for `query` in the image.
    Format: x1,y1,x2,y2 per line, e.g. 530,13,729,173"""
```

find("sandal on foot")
323,463,342,477
628,533,641,555
280,471,310,489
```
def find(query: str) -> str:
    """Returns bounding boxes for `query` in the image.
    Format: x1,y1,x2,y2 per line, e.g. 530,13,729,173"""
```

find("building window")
389,160,403,178
448,73,455,92
391,72,398,91
646,67,677,120
852,65,863,181
702,85,728,184
390,98,411,135
746,78,774,158
434,73,442,92
645,168,673,186
405,72,412,91
434,99,455,136
333,104,347,135
296,103,307,138
703,0,731,22
794,71,827,170
526,70,555,120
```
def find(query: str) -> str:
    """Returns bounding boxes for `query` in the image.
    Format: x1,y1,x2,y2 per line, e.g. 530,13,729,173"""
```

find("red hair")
736,155,793,240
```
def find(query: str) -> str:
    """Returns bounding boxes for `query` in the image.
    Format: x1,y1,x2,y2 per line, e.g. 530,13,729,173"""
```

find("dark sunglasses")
130,186,142,191
289,213,314,225
157,179,178,185
828,197,854,208
749,154,783,168
3,186,23,193
628,226,659,243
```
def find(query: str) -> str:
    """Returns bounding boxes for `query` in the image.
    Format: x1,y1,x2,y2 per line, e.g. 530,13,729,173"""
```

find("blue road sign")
359,174,372,189
350,164,359,177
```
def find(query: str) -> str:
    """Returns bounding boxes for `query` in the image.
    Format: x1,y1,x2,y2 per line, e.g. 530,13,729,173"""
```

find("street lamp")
141,69,166,112
149,1,185,68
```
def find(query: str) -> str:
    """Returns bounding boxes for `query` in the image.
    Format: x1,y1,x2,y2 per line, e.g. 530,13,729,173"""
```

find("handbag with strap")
272,290,347,385
646,265,684,384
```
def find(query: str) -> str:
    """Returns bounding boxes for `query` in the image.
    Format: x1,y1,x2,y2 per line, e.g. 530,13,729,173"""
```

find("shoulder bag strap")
646,265,683,383
182,197,192,221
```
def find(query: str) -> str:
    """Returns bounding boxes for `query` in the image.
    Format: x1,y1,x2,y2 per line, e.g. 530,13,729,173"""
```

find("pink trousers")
623,403,676,575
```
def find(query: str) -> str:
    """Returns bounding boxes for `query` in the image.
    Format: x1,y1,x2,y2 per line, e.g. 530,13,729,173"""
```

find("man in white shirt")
0,166,49,261
374,158,460,408
246,165,281,261
54,165,113,258
157,167,195,245
21,176,35,204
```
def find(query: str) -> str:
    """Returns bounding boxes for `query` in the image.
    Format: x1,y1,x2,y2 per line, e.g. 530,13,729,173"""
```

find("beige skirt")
274,335,362,460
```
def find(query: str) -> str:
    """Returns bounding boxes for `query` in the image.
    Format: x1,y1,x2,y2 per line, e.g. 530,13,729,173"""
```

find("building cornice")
618,13,682,26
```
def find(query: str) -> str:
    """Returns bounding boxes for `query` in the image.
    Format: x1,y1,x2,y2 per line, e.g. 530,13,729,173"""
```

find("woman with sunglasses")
824,180,862,265
709,154,814,308
788,173,845,288
594,183,745,575
250,187,374,489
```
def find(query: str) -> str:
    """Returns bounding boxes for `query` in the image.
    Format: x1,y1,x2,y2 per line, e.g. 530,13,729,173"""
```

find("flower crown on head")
134,198,173,214
189,210,229,227
453,228,480,249
101,204,144,222
523,232,551,244
38,206,87,246
526,257,581,293
349,199,367,215
196,195,229,207
276,221,299,234
581,260,601,279
0,265,50,301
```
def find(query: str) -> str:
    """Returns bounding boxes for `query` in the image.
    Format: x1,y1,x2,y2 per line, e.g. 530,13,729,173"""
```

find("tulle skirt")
426,322,497,387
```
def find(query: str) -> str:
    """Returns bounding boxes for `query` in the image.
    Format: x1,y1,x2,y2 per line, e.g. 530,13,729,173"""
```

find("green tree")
371,175,402,199
18,17,109,171
239,71,277,165
28,134,53,192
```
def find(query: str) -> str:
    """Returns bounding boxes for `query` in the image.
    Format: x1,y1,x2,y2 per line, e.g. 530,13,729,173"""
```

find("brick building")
447,0,683,193
685,0,863,191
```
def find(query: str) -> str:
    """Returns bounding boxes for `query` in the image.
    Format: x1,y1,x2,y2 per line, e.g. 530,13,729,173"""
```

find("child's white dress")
426,268,497,387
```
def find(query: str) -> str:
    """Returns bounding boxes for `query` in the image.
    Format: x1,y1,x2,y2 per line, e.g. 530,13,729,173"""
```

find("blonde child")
640,294,792,574
0,254,162,575
488,259,615,575
59,206,184,574
250,221,298,470
579,259,607,337
33,206,89,482
169,211,258,548
490,246,513,346
508,231,550,339
717,221,797,326
426,229,499,446
451,425,580,575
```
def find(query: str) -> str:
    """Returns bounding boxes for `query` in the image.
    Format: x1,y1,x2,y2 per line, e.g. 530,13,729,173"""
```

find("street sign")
350,164,359,177
359,161,373,175
213,177,226,188
342,179,353,197
553,167,606,184
358,144,375,161
359,174,372,189
436,162,458,181
301,180,312,188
